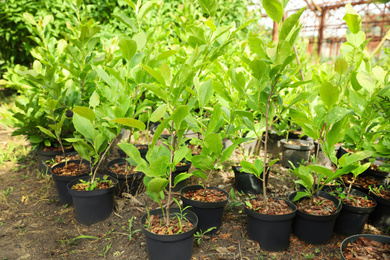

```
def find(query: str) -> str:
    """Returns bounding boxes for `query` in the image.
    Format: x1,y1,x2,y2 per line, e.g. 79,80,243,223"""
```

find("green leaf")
205,19,216,32
292,166,314,190
29,135,43,144
119,38,137,62
206,104,222,134
73,106,96,122
172,105,189,129
204,132,223,154
151,119,169,146
112,14,137,31
72,140,93,162
191,155,214,171
356,71,376,92
339,150,374,167
220,138,252,163
372,66,386,83
141,83,168,100
123,0,136,10
93,65,112,87
141,65,166,87
111,118,145,130
73,114,95,140
262,0,284,23
248,37,268,58
173,146,190,167
150,104,167,122
139,1,154,20
249,59,267,80
307,165,334,178
197,79,213,108
132,31,147,51
23,13,36,25
198,0,218,16
157,50,178,61
191,169,207,181
89,91,100,108
174,173,192,186
334,57,348,75
147,178,169,195
118,143,145,166
37,126,56,140
343,13,362,34
320,81,340,108
279,7,305,43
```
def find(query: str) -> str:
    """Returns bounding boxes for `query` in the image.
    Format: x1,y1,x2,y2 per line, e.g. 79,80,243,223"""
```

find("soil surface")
0,124,389,260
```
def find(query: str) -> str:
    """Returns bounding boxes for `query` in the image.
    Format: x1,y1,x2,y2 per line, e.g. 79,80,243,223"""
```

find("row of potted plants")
1,0,390,259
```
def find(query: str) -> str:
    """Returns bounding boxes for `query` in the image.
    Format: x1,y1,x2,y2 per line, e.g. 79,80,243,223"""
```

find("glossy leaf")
111,118,145,130
150,104,167,123
320,81,340,108
262,0,283,23
198,0,218,16
334,57,348,75
119,38,137,62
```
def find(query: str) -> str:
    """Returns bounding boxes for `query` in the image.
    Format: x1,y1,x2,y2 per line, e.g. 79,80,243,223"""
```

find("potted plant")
329,151,377,235
64,102,128,225
241,158,297,251
369,184,390,233
118,105,197,259
340,234,390,259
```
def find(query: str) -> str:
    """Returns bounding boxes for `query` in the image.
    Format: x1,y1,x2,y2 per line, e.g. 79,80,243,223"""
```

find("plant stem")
166,119,175,227
90,136,117,184
293,45,305,81
262,80,278,207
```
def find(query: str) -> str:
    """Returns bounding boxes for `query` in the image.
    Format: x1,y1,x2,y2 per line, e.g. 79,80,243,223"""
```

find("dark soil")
183,188,228,203
0,125,389,260
145,214,194,235
46,154,83,168
372,188,390,200
71,180,114,191
341,195,376,208
246,197,293,215
295,196,337,216
52,162,90,176
108,163,138,175
342,236,390,259
341,174,382,190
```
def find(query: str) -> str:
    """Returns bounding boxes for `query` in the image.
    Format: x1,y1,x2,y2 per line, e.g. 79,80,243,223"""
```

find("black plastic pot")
67,174,117,225
281,139,314,168
171,161,192,192
340,234,390,260
106,158,145,196
245,198,297,251
369,189,390,232
334,189,376,236
52,160,90,205
363,166,390,181
288,191,341,244
141,208,198,260
117,144,148,160
37,146,74,174
232,165,269,194
180,185,228,234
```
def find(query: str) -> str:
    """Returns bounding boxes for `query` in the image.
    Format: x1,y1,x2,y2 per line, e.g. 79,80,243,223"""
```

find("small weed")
98,243,112,258
55,217,66,224
194,227,216,245
0,222,4,226
122,216,141,242
3,187,13,196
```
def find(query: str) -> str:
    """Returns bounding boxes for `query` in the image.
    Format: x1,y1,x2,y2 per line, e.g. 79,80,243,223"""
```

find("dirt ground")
0,125,387,260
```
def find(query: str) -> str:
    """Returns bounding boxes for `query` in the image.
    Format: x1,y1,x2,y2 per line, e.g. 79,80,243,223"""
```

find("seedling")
122,216,141,242
194,227,217,245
